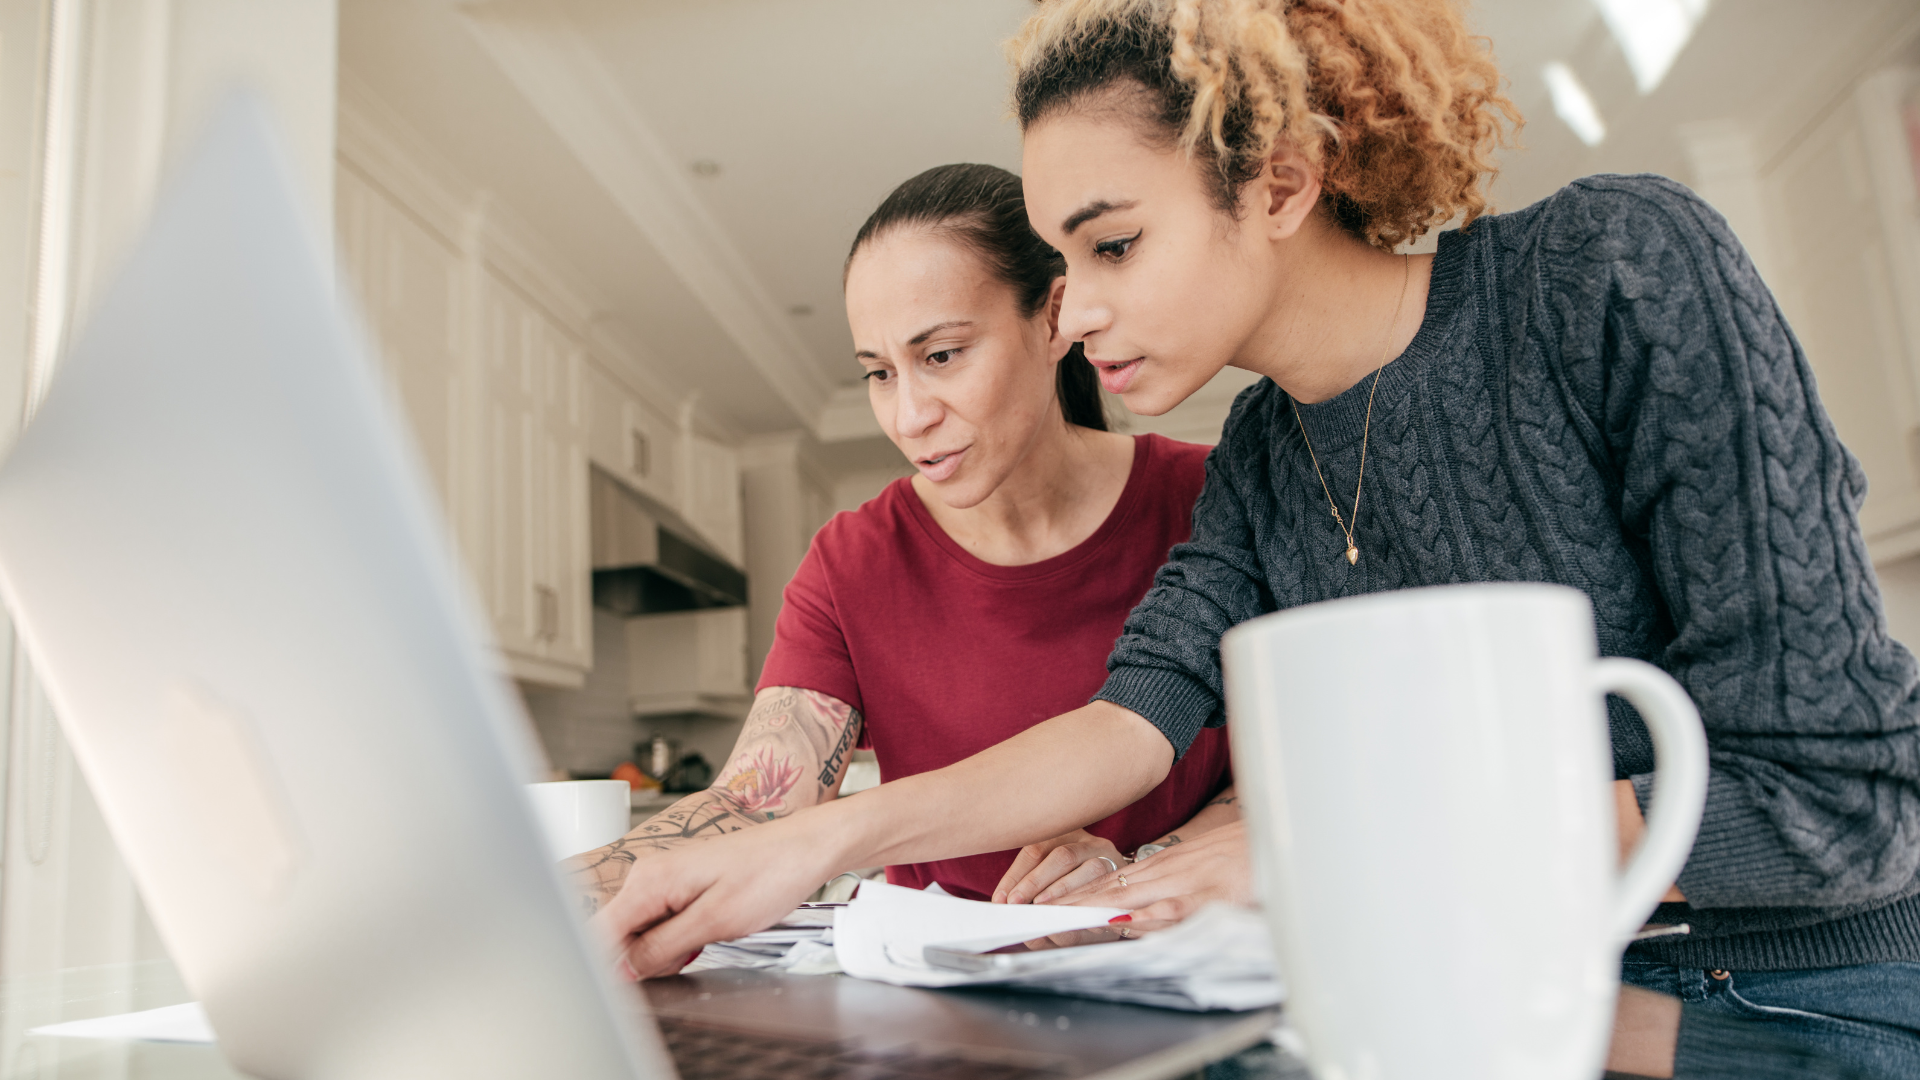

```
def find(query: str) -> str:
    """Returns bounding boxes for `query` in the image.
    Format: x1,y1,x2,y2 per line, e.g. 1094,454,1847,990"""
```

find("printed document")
834,881,1281,1012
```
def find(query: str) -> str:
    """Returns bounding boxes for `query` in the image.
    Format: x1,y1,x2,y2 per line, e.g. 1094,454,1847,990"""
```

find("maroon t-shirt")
758,433,1232,899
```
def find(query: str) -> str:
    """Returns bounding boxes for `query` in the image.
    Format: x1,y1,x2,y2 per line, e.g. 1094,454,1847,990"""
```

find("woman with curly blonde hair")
595,1,1920,1072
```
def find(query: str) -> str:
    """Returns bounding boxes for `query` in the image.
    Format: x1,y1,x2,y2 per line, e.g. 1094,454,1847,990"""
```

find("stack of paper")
684,904,842,974
834,881,1282,1012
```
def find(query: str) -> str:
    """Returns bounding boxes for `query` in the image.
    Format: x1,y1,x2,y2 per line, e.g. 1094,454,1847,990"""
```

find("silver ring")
1118,872,1129,888
1092,856,1118,875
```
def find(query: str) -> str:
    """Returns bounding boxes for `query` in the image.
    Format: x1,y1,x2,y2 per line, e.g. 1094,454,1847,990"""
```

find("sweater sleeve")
1552,176,1920,909
1096,388,1278,758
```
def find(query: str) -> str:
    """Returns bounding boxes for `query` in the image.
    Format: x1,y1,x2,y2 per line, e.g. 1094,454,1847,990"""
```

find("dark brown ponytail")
848,163,1107,431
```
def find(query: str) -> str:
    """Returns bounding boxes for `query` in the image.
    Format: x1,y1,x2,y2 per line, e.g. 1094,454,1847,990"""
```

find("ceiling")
1480,0,1920,209
339,0,1920,445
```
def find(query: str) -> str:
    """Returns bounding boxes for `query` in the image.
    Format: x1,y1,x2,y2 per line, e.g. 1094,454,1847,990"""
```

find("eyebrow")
853,320,974,362
1061,199,1138,236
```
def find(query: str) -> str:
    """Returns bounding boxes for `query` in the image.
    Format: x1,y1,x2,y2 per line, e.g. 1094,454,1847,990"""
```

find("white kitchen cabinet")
585,361,682,512
582,357,746,569
340,185,598,687
533,310,593,674
478,270,593,682
685,436,744,567
335,165,475,570
626,607,751,718
337,132,748,691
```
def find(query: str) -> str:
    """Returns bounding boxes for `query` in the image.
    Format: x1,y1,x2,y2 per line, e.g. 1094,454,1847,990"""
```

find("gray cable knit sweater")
1096,174,1920,972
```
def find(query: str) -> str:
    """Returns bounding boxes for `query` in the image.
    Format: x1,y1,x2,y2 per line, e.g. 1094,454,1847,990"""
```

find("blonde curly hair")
1010,0,1521,250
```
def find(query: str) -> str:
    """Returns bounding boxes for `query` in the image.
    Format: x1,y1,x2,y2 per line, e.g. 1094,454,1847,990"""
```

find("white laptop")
0,95,663,1080
0,94,1275,1080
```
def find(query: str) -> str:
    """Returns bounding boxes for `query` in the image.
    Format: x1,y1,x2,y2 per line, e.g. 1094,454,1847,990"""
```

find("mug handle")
1591,658,1709,944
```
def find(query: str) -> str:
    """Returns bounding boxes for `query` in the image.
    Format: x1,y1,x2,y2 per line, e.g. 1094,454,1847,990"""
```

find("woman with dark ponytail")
847,163,1112,432
564,163,1235,909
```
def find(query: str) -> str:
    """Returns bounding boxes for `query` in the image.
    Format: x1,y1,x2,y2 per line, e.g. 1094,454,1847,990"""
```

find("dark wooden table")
0,959,1862,1079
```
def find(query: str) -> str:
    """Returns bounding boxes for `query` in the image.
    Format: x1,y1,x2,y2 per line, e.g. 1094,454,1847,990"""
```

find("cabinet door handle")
534,584,559,642
631,430,650,478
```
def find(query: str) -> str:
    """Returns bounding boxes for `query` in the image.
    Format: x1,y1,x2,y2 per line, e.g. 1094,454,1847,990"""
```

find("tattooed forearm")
719,747,802,816
818,710,864,787
563,789,775,915
1137,786,1241,858
560,686,866,914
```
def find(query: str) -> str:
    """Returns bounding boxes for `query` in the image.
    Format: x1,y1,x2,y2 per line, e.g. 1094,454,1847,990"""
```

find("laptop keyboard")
655,1015,1072,1080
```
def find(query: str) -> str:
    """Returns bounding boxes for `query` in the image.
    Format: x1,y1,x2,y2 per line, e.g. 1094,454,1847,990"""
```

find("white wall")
522,609,637,777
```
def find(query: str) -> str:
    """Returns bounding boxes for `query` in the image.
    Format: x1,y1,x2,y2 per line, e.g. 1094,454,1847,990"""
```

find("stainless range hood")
590,469,746,615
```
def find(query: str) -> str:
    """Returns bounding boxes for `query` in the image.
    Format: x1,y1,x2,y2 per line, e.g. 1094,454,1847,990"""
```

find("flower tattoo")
719,748,801,816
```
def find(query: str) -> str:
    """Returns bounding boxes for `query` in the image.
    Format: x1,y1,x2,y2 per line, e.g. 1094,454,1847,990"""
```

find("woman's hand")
1016,918,1185,950
588,812,841,980
993,829,1126,905
1615,779,1686,903
1043,820,1255,921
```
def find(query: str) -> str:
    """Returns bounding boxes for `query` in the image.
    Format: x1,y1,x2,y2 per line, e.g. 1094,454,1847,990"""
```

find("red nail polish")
681,949,703,968
1109,914,1132,923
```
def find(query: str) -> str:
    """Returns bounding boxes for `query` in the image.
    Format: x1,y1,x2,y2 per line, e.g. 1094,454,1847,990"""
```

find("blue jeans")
1620,959,1920,1080
1203,1041,1310,1080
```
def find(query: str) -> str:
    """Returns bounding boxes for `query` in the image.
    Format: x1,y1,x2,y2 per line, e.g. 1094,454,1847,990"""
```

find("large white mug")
1222,583,1707,1080
524,780,632,860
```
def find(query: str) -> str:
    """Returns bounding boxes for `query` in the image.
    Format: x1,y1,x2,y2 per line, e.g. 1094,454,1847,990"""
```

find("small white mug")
1223,583,1707,1080
524,780,631,861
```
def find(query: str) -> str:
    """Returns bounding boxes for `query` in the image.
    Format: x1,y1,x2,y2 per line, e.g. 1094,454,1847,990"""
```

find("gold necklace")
1292,254,1411,567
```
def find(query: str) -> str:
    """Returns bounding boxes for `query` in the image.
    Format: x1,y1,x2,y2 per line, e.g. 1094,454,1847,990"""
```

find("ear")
1043,276,1074,364
1250,140,1322,241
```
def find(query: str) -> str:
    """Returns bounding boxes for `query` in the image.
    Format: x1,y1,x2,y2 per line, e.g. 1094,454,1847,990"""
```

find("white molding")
457,4,836,431
336,75,743,444
336,77,468,248
471,210,597,336
338,78,596,336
